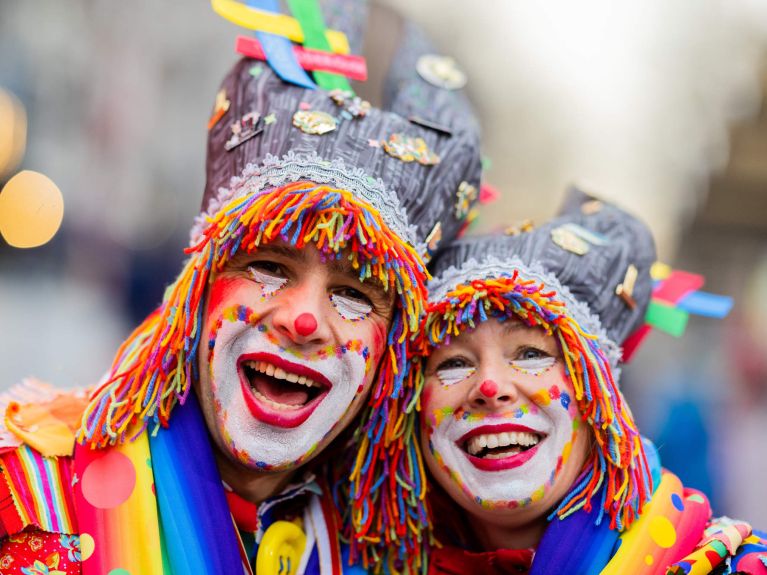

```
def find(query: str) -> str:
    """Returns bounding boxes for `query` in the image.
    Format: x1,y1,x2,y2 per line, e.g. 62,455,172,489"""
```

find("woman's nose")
468,376,519,410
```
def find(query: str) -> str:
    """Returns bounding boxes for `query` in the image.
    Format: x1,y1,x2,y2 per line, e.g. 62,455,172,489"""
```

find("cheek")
206,277,242,320
359,318,388,368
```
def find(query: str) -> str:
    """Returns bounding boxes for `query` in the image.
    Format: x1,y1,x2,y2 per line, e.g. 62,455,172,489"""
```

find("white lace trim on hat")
190,151,421,252
427,255,623,368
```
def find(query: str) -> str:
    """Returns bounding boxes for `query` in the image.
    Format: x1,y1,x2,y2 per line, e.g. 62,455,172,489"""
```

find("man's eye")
330,288,373,322
248,261,288,296
434,357,476,387
510,347,556,375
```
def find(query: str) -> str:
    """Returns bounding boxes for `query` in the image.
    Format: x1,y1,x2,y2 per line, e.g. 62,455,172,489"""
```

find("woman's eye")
434,357,476,387
510,347,556,375
330,288,373,322
248,262,288,297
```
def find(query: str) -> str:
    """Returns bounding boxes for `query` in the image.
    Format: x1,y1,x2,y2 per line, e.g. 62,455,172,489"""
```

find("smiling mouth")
238,354,331,428
464,430,543,459
457,425,546,471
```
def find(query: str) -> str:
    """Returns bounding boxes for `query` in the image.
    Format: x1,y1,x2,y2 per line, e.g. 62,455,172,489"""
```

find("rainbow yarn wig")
420,188,657,532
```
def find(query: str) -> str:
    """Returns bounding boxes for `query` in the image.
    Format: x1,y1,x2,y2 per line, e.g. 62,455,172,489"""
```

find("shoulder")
0,379,88,540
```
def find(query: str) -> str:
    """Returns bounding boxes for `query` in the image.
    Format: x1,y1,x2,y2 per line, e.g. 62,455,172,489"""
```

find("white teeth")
465,431,542,457
250,387,302,411
246,361,321,388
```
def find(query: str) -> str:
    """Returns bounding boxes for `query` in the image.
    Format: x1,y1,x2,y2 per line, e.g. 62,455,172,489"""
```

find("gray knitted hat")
426,187,657,364
196,2,482,259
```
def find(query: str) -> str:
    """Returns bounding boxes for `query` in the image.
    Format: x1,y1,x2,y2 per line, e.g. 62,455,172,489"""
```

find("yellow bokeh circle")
0,170,64,248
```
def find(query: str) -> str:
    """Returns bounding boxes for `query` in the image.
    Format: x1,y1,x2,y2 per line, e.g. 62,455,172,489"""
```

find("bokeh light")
0,88,27,179
0,170,64,248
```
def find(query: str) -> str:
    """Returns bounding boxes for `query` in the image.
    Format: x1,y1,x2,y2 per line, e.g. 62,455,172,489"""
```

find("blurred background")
1,0,766,526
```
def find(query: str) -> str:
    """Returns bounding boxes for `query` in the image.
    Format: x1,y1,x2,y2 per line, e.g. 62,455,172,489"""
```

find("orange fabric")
4,394,87,457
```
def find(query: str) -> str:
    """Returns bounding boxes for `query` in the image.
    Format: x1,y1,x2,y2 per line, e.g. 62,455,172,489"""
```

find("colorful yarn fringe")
76,181,431,571
419,273,653,532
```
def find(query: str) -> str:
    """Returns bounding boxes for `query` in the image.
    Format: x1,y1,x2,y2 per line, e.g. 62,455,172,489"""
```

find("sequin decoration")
425,222,443,260
292,110,337,135
416,54,468,90
328,89,371,120
454,181,478,219
207,89,230,130
505,220,535,236
225,112,262,151
615,264,639,309
551,226,590,255
581,199,603,215
382,134,440,165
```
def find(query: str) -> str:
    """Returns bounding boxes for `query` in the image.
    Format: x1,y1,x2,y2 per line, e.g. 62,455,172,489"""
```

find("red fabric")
429,545,534,575
0,529,81,574
225,489,259,533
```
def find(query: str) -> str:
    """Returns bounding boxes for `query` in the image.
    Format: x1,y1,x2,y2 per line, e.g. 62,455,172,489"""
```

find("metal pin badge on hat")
615,264,638,309
225,112,262,151
454,181,478,219
416,54,468,90
329,90,371,120
208,89,230,130
550,223,608,255
424,222,443,261
292,110,338,135
382,134,440,165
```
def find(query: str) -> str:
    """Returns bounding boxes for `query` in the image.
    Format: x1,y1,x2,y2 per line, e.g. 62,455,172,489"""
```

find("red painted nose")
294,312,318,337
479,379,499,398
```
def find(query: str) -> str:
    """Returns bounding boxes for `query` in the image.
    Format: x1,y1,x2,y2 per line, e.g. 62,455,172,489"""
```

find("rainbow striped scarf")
73,393,245,574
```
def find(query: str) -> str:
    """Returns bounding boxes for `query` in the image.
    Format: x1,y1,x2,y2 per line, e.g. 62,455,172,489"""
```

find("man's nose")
468,371,520,410
270,280,331,345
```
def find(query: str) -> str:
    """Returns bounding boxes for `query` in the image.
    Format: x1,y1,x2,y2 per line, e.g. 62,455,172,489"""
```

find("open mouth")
238,353,331,428
457,424,546,471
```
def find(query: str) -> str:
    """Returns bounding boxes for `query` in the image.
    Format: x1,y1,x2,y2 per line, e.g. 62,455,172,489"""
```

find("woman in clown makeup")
417,189,767,575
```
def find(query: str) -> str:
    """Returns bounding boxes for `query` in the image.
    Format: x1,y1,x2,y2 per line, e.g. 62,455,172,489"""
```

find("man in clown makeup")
417,189,767,575
0,2,481,573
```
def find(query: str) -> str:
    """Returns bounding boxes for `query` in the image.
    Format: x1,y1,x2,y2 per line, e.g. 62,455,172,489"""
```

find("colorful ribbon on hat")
622,266,734,362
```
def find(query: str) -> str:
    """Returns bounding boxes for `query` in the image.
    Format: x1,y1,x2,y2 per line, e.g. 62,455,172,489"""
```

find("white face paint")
426,392,576,507
436,366,476,387
208,312,370,470
509,356,557,375
329,293,372,322
249,266,288,297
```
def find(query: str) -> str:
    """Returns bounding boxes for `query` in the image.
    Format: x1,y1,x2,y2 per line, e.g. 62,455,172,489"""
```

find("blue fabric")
149,393,244,574
246,0,317,89
529,438,663,575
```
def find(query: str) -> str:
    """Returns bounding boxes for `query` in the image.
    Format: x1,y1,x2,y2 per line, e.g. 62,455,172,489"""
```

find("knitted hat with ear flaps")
78,1,482,571
422,187,656,531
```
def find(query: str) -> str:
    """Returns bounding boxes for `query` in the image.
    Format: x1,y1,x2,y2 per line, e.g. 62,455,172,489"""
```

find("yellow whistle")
256,520,308,575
